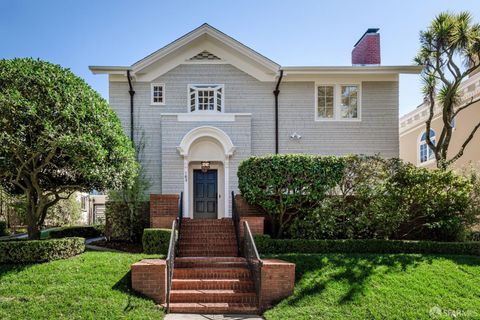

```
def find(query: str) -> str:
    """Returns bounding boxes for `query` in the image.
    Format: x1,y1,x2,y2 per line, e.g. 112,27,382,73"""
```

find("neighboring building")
400,70,480,169
77,192,107,225
90,24,420,224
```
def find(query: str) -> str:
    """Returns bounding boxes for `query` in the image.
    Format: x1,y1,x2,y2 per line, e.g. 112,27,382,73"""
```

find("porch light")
201,161,210,173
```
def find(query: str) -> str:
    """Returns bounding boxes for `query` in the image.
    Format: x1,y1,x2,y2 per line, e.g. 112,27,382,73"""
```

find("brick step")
182,219,233,223
179,237,237,243
179,244,237,250
172,279,254,290
180,248,237,252
178,251,238,258
173,267,251,279
170,289,256,303
168,302,258,314
175,260,246,268
180,228,235,233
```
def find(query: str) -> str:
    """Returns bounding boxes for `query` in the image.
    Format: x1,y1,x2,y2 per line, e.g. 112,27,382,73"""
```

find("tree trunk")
27,223,41,240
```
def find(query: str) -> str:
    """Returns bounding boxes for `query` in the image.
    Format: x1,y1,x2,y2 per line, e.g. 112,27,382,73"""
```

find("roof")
89,24,422,79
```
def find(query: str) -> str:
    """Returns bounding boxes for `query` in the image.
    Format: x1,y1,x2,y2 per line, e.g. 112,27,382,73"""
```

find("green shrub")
0,221,7,237
49,225,104,239
254,235,480,256
0,237,85,263
238,154,345,238
287,156,475,242
142,228,171,254
105,201,149,242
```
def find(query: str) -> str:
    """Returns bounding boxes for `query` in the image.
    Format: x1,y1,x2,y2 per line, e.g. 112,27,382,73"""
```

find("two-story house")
90,24,421,224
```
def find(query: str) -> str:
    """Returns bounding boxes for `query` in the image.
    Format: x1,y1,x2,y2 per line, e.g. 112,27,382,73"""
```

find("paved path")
164,314,263,320
0,227,60,240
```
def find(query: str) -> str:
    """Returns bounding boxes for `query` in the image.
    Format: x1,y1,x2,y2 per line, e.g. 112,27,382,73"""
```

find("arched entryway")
177,126,236,219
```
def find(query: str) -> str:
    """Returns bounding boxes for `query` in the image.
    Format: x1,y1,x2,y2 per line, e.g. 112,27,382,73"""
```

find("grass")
264,253,480,320
1,251,479,319
0,250,163,320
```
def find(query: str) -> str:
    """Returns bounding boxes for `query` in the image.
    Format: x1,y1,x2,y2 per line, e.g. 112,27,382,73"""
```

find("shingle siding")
108,63,399,195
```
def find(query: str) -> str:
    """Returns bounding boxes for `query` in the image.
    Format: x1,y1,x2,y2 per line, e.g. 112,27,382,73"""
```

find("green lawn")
0,250,163,320
1,251,479,319
264,253,480,320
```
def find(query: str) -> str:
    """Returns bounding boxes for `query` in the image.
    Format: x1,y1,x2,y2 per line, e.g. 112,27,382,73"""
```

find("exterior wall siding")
108,63,400,196
278,81,399,157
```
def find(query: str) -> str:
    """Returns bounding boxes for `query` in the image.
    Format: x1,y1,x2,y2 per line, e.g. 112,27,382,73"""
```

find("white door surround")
177,126,236,218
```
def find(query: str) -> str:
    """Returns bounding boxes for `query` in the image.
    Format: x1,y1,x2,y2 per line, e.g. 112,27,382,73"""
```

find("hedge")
142,228,171,254
254,235,480,256
49,225,104,239
0,237,85,263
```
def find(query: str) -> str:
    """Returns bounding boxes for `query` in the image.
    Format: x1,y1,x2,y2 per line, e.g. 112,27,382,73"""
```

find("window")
341,85,358,118
316,84,360,120
317,85,334,119
419,129,436,163
151,83,165,105
188,85,224,112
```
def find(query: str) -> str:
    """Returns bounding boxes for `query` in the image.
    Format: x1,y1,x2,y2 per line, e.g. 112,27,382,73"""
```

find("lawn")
0,250,163,320
1,251,479,319
264,253,480,320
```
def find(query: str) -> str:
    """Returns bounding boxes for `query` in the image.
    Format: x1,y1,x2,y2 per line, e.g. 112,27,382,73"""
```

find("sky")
1,0,479,116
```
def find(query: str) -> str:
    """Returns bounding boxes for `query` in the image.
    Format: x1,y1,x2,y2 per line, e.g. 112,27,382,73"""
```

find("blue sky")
1,0,479,115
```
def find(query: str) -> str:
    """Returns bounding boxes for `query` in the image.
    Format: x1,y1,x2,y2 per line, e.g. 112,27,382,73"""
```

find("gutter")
273,70,284,154
127,70,135,143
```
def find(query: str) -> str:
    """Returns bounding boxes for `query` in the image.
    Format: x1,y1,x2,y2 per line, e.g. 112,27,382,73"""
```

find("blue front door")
193,169,218,219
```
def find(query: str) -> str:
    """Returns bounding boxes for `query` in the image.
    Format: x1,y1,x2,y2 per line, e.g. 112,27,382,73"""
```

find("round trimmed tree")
0,58,137,239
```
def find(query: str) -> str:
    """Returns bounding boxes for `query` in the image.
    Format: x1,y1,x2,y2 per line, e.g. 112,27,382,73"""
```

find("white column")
224,157,230,218
183,158,189,218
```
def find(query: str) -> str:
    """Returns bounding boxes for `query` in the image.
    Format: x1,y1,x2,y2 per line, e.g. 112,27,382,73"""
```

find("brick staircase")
168,219,258,314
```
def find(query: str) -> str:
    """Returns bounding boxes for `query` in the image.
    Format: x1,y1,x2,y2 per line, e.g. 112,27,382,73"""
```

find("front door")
193,169,218,219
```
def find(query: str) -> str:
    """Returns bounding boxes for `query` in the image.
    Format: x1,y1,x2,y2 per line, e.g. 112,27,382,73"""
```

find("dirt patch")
90,240,143,253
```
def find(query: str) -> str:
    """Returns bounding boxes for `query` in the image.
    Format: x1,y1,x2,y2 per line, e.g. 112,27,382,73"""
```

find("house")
91,24,421,314
399,69,480,169
77,192,107,225
90,24,421,227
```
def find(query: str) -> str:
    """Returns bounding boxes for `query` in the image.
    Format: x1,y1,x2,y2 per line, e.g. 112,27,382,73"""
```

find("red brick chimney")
352,28,381,65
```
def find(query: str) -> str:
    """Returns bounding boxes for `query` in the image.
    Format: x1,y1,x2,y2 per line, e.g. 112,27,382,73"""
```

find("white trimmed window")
151,83,165,105
419,129,436,163
316,84,360,120
188,84,224,112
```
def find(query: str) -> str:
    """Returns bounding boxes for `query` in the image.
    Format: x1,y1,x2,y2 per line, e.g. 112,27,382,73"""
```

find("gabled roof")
89,23,422,81
90,23,280,81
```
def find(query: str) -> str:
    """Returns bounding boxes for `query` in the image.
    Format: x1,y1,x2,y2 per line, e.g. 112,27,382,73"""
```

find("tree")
415,11,480,169
43,193,82,226
0,58,137,239
107,130,151,242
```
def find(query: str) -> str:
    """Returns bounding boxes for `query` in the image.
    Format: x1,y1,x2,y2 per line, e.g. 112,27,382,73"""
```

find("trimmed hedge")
49,225,104,239
142,228,171,254
254,235,480,256
0,221,7,237
0,237,85,263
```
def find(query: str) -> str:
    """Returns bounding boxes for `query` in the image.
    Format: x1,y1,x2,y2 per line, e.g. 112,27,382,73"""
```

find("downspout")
273,69,284,154
127,70,135,143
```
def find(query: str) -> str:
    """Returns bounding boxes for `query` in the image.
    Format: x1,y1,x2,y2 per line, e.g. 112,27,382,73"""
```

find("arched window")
419,129,436,163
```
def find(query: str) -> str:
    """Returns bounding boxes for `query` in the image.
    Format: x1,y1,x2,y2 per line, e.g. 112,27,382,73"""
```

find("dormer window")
189,84,224,112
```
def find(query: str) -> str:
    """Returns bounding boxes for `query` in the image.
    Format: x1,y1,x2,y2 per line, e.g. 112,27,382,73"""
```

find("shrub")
287,156,475,242
0,237,85,263
238,154,345,238
142,228,171,254
387,165,473,241
0,221,7,237
104,201,149,242
254,235,480,256
290,156,405,240
49,225,104,239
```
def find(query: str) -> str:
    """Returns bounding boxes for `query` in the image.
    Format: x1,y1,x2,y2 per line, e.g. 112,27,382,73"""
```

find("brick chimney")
352,28,380,65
